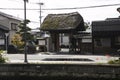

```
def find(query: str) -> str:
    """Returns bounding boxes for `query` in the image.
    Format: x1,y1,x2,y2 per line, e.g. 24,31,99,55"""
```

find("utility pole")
5,33,9,53
23,0,28,63
38,2,44,28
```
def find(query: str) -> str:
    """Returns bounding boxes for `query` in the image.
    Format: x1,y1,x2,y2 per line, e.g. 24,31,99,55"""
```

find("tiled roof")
0,24,9,31
92,19,120,31
92,18,120,37
0,11,22,21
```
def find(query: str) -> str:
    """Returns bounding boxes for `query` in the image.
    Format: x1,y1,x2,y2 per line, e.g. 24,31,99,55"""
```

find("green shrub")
108,60,115,64
108,58,120,64
0,50,7,63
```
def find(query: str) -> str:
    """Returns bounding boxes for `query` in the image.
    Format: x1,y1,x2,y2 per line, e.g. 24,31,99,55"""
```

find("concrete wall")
0,63,120,79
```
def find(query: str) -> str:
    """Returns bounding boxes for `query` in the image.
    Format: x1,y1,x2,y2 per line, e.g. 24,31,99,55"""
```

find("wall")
0,63,120,79
94,38,117,54
0,14,21,45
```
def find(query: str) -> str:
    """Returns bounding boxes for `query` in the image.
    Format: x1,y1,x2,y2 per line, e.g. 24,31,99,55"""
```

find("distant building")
0,11,21,50
39,10,120,55
92,18,120,54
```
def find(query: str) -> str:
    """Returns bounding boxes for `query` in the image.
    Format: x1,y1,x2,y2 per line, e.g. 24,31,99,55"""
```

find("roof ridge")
0,11,22,21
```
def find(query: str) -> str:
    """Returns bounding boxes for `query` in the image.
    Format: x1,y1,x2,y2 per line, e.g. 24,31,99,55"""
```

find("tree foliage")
0,50,7,63
84,22,90,29
17,19,34,42
11,34,24,48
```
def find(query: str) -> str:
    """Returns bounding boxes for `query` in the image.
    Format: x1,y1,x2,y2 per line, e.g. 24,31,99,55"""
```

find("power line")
6,0,23,3
43,3,120,10
0,3,120,11
45,3,120,10
6,0,41,4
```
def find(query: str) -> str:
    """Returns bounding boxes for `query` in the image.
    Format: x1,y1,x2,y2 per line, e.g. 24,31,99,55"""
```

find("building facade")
0,11,21,50
92,18,120,54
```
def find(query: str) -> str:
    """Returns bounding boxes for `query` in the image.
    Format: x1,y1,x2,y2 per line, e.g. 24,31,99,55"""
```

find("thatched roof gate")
40,12,85,52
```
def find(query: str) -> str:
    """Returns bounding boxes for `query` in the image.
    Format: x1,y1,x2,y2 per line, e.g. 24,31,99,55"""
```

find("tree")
0,50,6,63
11,34,24,49
84,22,90,29
17,19,34,42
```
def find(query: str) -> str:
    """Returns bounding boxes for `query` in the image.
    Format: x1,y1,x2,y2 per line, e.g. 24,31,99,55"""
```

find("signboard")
0,39,4,45
39,40,45,45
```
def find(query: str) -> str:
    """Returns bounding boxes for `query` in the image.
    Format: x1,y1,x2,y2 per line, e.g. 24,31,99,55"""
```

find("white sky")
0,0,120,29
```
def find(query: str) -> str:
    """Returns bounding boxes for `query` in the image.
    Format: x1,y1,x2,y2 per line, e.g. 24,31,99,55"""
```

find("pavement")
2,51,119,64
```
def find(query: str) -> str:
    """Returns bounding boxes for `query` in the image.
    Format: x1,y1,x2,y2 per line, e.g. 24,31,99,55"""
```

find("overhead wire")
1,2,119,26
6,0,39,4
0,3,120,11
43,3,120,10
6,0,23,3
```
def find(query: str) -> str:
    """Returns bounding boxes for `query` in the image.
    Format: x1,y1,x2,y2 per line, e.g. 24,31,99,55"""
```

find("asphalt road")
3,52,118,64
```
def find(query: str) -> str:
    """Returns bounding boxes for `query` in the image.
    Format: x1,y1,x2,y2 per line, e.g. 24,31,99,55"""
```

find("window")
11,23,18,31
95,39,102,46
115,36,120,45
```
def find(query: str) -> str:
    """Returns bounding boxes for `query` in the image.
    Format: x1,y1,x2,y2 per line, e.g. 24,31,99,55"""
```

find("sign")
0,39,4,45
39,40,45,45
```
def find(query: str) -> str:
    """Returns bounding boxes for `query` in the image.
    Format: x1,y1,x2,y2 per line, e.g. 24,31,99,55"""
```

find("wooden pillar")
56,33,60,52
53,33,59,52
50,32,60,52
78,38,82,53
92,37,95,54
69,34,71,53
49,33,54,52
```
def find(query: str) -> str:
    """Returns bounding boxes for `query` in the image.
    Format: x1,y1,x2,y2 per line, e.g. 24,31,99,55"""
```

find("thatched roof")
40,12,85,32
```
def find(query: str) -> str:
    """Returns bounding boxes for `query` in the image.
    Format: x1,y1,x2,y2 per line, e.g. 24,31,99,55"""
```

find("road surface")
3,52,118,64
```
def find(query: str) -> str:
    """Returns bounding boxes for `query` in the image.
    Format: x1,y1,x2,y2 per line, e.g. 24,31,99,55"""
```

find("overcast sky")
0,0,120,29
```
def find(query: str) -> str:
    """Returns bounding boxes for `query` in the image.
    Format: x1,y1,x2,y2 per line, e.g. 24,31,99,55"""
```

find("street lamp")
5,33,9,53
23,0,28,63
